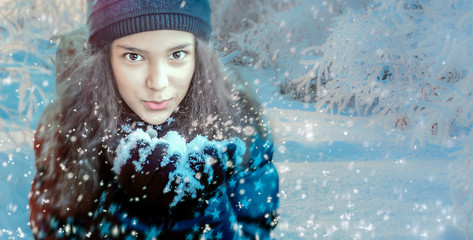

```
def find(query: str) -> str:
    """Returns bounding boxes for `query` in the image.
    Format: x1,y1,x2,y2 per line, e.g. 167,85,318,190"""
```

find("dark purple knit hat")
87,0,211,48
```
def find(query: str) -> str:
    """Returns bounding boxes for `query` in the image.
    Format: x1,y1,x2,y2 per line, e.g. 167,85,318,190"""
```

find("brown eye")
169,51,186,60
125,53,143,61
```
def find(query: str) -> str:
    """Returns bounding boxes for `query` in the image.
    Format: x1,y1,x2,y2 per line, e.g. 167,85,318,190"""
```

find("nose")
146,62,169,91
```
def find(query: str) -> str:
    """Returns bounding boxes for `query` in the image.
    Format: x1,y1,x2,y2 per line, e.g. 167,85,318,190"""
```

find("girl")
29,0,279,239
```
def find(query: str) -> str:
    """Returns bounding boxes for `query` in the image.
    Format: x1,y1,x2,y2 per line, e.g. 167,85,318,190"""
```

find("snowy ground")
244,67,467,239
274,160,457,240
0,65,468,239
266,110,460,239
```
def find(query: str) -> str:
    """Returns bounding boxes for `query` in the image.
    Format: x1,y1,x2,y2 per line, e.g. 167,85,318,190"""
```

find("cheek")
183,69,194,88
113,69,129,93
112,62,143,91
111,58,124,87
185,61,196,85
174,64,195,94
112,68,139,102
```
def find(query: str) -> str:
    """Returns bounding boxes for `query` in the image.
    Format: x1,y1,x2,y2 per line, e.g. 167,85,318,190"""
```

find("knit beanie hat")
87,0,211,48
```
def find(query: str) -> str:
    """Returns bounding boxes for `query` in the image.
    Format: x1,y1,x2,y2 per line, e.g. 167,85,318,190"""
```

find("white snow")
112,129,248,208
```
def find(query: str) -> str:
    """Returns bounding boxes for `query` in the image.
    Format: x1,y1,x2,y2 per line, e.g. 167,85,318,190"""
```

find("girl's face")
110,30,195,125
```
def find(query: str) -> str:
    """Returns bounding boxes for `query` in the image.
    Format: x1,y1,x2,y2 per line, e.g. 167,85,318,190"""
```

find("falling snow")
2,0,473,239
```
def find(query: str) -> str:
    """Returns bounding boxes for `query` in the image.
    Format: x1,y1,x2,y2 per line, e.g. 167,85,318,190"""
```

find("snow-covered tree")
277,0,473,146
211,0,370,66
0,0,86,145
219,0,473,235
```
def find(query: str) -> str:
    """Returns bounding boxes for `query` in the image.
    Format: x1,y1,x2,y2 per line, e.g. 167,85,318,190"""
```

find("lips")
144,99,170,110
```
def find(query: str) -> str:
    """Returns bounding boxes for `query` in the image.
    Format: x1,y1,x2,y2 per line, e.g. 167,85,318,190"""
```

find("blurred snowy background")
1,0,472,239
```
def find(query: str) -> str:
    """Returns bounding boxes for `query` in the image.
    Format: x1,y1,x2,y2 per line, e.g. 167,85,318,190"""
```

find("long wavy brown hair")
31,32,270,219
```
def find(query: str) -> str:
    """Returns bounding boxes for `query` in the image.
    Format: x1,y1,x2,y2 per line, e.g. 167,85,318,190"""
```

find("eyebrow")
116,43,194,54
168,43,193,52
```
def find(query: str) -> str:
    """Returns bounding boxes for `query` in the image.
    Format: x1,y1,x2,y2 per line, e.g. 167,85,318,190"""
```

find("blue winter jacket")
30,113,279,239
